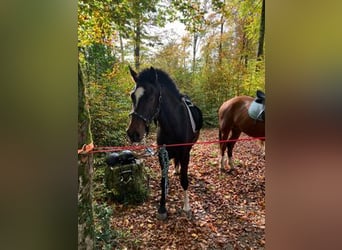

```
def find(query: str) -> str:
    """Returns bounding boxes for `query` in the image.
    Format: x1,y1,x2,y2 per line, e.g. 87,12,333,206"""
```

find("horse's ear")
149,66,158,84
129,65,138,83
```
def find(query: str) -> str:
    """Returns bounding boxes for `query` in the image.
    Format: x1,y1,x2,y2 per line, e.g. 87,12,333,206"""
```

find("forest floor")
105,128,265,249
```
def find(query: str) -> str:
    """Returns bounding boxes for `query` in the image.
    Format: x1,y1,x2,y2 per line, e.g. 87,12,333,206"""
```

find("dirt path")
110,128,265,249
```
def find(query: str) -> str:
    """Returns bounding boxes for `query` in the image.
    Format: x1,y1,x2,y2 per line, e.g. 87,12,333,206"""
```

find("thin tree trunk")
256,0,265,72
119,33,125,62
134,20,141,70
240,30,248,68
218,14,224,66
183,43,186,69
78,62,95,250
192,33,198,74
257,0,265,60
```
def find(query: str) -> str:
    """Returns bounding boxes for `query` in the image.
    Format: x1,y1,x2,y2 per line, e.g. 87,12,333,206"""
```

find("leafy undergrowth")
107,128,265,249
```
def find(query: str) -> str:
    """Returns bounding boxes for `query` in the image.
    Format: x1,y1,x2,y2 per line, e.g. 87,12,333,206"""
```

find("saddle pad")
248,100,265,121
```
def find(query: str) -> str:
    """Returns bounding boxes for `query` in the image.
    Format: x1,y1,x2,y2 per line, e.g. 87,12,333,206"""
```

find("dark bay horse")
126,66,203,220
218,90,265,171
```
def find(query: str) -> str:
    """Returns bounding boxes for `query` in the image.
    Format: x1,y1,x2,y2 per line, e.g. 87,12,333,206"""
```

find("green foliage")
240,58,265,96
92,160,143,249
151,40,194,94
94,202,116,249
191,64,231,127
83,43,117,80
237,0,262,40
171,0,207,33
94,208,141,250
80,0,265,143
78,0,120,81
78,0,114,48
87,63,133,147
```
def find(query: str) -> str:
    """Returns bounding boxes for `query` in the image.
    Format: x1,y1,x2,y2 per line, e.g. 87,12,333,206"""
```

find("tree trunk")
134,20,141,70
192,32,198,74
257,0,265,60
78,62,95,250
240,30,249,68
218,14,224,66
183,43,186,69
119,33,125,62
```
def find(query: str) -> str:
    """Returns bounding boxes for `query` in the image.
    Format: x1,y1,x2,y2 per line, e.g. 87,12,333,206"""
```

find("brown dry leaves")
111,128,265,249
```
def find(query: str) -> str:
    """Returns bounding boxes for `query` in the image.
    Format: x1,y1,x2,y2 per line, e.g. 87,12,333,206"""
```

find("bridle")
129,85,162,129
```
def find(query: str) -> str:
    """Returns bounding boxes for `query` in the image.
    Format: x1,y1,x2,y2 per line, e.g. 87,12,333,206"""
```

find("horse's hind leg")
258,140,265,158
227,128,241,170
219,129,229,171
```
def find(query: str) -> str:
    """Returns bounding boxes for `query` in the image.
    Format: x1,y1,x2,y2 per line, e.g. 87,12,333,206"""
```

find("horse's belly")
240,121,265,138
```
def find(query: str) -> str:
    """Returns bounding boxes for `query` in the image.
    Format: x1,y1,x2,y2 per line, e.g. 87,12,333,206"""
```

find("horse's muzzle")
127,130,142,143
127,116,148,143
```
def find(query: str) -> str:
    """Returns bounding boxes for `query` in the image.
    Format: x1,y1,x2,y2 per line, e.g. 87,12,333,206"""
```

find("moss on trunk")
78,62,95,250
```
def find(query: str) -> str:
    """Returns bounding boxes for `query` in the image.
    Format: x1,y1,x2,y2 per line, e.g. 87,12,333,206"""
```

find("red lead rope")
80,136,265,154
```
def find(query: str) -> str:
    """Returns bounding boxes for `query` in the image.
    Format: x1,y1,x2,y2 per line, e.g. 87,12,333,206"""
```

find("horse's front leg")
180,154,191,217
157,149,169,220
157,173,168,220
174,159,180,175
258,139,265,158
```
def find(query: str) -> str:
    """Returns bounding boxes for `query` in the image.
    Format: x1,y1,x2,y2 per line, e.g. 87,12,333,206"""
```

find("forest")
78,0,265,249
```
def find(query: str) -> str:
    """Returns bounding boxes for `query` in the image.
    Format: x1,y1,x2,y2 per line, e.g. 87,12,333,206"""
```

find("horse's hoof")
222,168,234,175
184,209,192,219
157,212,167,220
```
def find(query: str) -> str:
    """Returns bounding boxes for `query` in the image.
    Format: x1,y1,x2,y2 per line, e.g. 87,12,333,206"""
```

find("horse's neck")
158,90,185,132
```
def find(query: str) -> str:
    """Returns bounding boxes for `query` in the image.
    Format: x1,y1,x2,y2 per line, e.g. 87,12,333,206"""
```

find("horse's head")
126,66,161,142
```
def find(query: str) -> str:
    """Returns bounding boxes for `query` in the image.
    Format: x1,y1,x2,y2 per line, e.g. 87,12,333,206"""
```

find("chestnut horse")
126,66,203,219
218,90,265,171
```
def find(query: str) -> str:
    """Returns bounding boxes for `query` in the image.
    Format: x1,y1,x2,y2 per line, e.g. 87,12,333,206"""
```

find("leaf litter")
110,128,265,249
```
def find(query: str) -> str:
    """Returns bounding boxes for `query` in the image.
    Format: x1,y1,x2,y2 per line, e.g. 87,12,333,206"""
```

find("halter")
129,86,162,128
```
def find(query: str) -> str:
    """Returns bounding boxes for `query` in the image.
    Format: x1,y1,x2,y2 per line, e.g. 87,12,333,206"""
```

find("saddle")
255,90,265,104
181,95,203,133
248,90,265,121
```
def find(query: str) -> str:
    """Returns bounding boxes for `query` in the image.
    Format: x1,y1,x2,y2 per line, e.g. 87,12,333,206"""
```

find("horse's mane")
138,68,181,98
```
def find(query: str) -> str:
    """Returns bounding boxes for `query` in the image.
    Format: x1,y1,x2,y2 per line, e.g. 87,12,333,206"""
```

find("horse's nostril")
127,130,140,142
132,132,140,142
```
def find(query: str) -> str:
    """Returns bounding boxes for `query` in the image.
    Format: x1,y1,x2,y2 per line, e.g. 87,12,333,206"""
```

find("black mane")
138,68,181,98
